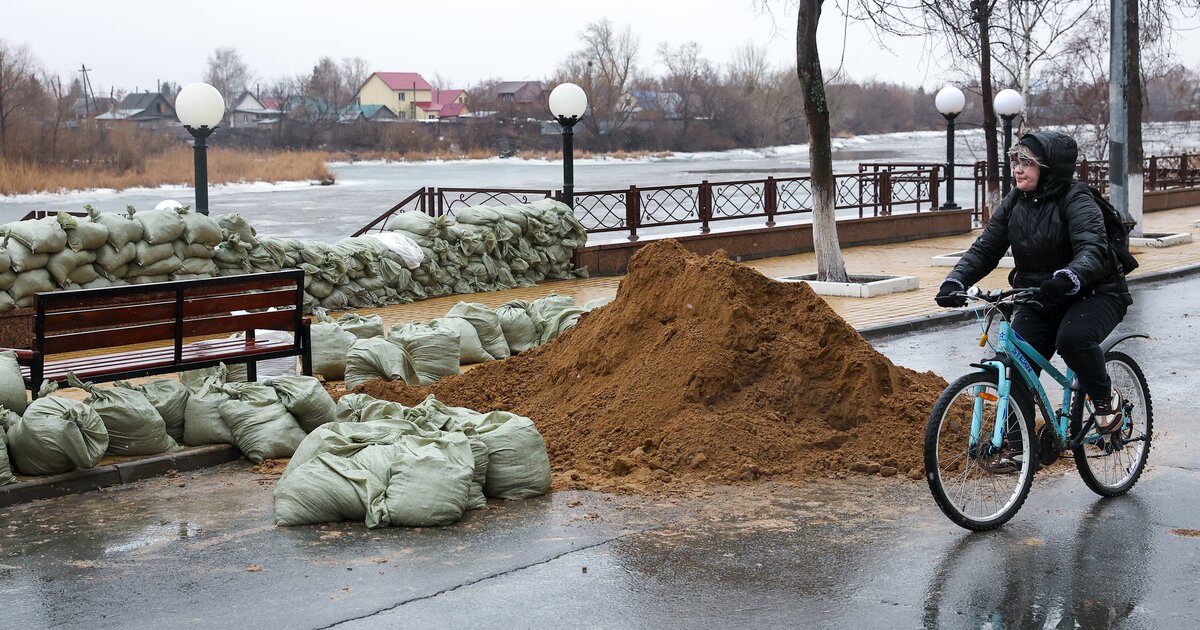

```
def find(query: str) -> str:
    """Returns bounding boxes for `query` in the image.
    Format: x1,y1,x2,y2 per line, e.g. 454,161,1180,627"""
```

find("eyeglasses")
1013,157,1040,169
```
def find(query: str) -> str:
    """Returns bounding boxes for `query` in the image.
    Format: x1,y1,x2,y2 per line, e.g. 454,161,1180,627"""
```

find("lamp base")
939,203,961,210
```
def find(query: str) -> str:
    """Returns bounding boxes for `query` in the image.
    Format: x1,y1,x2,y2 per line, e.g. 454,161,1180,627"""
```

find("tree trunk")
975,1,1002,224
797,0,848,283
1125,0,1144,234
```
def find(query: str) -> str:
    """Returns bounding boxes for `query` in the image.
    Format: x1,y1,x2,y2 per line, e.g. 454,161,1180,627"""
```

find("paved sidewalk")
356,204,1200,334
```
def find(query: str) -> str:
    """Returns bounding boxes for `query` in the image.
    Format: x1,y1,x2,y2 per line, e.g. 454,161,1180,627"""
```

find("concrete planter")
931,250,1015,268
1130,232,1193,248
777,274,920,298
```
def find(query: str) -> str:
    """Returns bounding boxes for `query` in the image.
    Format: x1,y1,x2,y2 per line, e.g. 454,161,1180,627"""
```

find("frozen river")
3,123,1198,243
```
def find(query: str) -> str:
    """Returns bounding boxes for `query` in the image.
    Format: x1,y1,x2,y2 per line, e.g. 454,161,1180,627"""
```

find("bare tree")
203,46,253,107
989,0,1090,128
852,0,1004,220
797,0,849,282
556,19,641,147
0,39,40,153
42,72,80,161
657,41,713,133
727,41,772,93
342,56,372,97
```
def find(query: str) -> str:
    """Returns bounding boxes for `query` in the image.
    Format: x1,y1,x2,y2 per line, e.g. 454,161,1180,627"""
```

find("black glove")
935,280,966,308
1038,274,1073,303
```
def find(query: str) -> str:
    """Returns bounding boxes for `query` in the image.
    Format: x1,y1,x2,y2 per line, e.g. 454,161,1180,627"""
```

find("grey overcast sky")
4,0,1199,96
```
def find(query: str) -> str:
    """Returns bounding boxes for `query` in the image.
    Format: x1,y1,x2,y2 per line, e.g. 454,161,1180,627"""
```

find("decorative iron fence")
356,168,942,240
970,152,1198,224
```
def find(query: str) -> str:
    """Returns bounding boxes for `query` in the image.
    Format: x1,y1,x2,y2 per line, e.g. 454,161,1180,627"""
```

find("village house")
227,91,282,128
94,92,176,129
356,72,468,121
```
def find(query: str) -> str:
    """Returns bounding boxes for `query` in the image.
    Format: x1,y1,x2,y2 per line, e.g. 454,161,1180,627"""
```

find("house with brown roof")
228,91,282,128
476,80,546,119
357,72,434,120
94,92,176,129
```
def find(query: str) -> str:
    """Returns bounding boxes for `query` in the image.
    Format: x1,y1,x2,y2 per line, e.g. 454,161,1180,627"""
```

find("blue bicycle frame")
971,319,1075,450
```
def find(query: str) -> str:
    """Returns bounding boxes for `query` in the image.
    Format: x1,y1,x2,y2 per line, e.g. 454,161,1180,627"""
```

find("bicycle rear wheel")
1072,350,1153,496
924,371,1037,531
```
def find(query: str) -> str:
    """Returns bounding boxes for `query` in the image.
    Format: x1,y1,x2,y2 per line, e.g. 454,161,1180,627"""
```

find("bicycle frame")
970,319,1074,449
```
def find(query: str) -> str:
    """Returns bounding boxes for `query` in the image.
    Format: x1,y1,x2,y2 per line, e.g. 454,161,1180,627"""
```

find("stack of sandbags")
273,393,549,529
2,216,68,309
0,405,18,484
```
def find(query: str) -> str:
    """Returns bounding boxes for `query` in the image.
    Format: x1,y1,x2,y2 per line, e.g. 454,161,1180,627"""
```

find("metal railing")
355,167,942,240
970,152,1199,224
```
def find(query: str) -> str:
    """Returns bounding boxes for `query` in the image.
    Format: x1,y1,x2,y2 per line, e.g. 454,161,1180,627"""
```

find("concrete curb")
0,445,242,509
857,262,1200,341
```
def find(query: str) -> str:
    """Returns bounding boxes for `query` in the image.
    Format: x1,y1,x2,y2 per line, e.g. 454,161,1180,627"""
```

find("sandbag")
46,249,96,286
466,411,551,500
0,351,28,414
334,393,407,424
344,338,419,390
583,296,615,311
219,397,306,464
365,232,424,269
337,313,384,339
182,370,237,446
67,264,99,285
0,407,19,485
88,206,144,249
9,269,54,302
116,379,189,443
4,217,67,254
215,214,260,247
283,420,410,478
180,211,224,245
95,242,137,272
135,241,175,266
69,374,178,456
447,302,510,359
7,384,109,475
274,453,377,526
387,321,460,385
6,239,49,273
58,212,110,252
269,375,336,433
365,433,475,528
311,321,358,381
495,300,539,354
435,316,491,365
130,207,185,244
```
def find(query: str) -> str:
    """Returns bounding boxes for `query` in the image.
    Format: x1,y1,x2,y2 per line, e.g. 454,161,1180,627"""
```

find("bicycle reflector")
977,392,999,401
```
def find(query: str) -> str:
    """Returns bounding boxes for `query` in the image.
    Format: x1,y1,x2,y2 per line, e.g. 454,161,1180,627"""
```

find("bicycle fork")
969,360,1012,456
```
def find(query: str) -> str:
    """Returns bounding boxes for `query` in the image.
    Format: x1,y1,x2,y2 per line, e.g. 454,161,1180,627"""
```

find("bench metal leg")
246,361,257,382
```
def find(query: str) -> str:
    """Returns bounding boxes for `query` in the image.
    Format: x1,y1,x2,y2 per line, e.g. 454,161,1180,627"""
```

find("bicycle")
924,287,1153,531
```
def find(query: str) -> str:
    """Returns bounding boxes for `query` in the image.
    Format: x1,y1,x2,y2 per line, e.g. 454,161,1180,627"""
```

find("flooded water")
3,123,1197,243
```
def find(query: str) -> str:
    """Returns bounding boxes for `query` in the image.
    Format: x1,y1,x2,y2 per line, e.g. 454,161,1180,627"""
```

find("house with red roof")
413,89,469,120
356,72,468,121
357,72,432,120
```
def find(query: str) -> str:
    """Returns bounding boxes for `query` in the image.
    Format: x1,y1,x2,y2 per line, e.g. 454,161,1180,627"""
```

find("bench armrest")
0,347,36,362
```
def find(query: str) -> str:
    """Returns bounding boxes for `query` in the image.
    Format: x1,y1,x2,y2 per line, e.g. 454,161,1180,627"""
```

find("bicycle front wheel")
1072,350,1153,496
924,371,1037,531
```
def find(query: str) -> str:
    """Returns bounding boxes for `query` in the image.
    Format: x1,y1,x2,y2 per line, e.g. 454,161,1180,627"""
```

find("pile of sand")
347,240,946,492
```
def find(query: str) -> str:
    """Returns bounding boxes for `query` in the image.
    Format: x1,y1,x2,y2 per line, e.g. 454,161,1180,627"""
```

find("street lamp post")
175,83,226,215
548,83,588,209
934,85,966,210
994,88,1026,197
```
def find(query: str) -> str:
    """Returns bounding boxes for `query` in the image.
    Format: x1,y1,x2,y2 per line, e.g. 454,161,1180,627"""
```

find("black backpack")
1058,183,1140,275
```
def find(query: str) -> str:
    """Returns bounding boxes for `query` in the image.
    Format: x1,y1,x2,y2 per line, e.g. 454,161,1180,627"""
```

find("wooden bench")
2,269,312,397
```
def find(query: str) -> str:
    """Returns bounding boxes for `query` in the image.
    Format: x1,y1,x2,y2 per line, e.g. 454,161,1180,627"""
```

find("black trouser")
1011,292,1128,402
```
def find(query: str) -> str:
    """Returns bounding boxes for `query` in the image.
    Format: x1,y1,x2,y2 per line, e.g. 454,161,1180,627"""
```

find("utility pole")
1109,0,1143,236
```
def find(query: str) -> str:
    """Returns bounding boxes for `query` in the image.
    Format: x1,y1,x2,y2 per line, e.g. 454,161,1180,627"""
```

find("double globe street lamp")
934,85,966,210
548,82,588,209
994,88,1026,197
175,82,226,216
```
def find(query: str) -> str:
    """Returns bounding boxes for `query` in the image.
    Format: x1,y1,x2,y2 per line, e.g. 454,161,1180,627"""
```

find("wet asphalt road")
1,275,1198,629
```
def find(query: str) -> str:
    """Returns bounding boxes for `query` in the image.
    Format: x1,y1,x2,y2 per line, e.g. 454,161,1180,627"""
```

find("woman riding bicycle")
934,130,1133,431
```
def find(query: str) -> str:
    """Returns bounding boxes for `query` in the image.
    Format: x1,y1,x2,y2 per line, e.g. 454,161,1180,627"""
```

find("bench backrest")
32,269,306,355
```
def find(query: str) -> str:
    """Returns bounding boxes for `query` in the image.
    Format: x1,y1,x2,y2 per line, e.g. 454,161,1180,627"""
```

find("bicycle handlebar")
953,287,1041,304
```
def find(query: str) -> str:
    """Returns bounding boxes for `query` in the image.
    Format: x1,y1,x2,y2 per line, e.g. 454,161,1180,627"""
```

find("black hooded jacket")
946,131,1130,302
